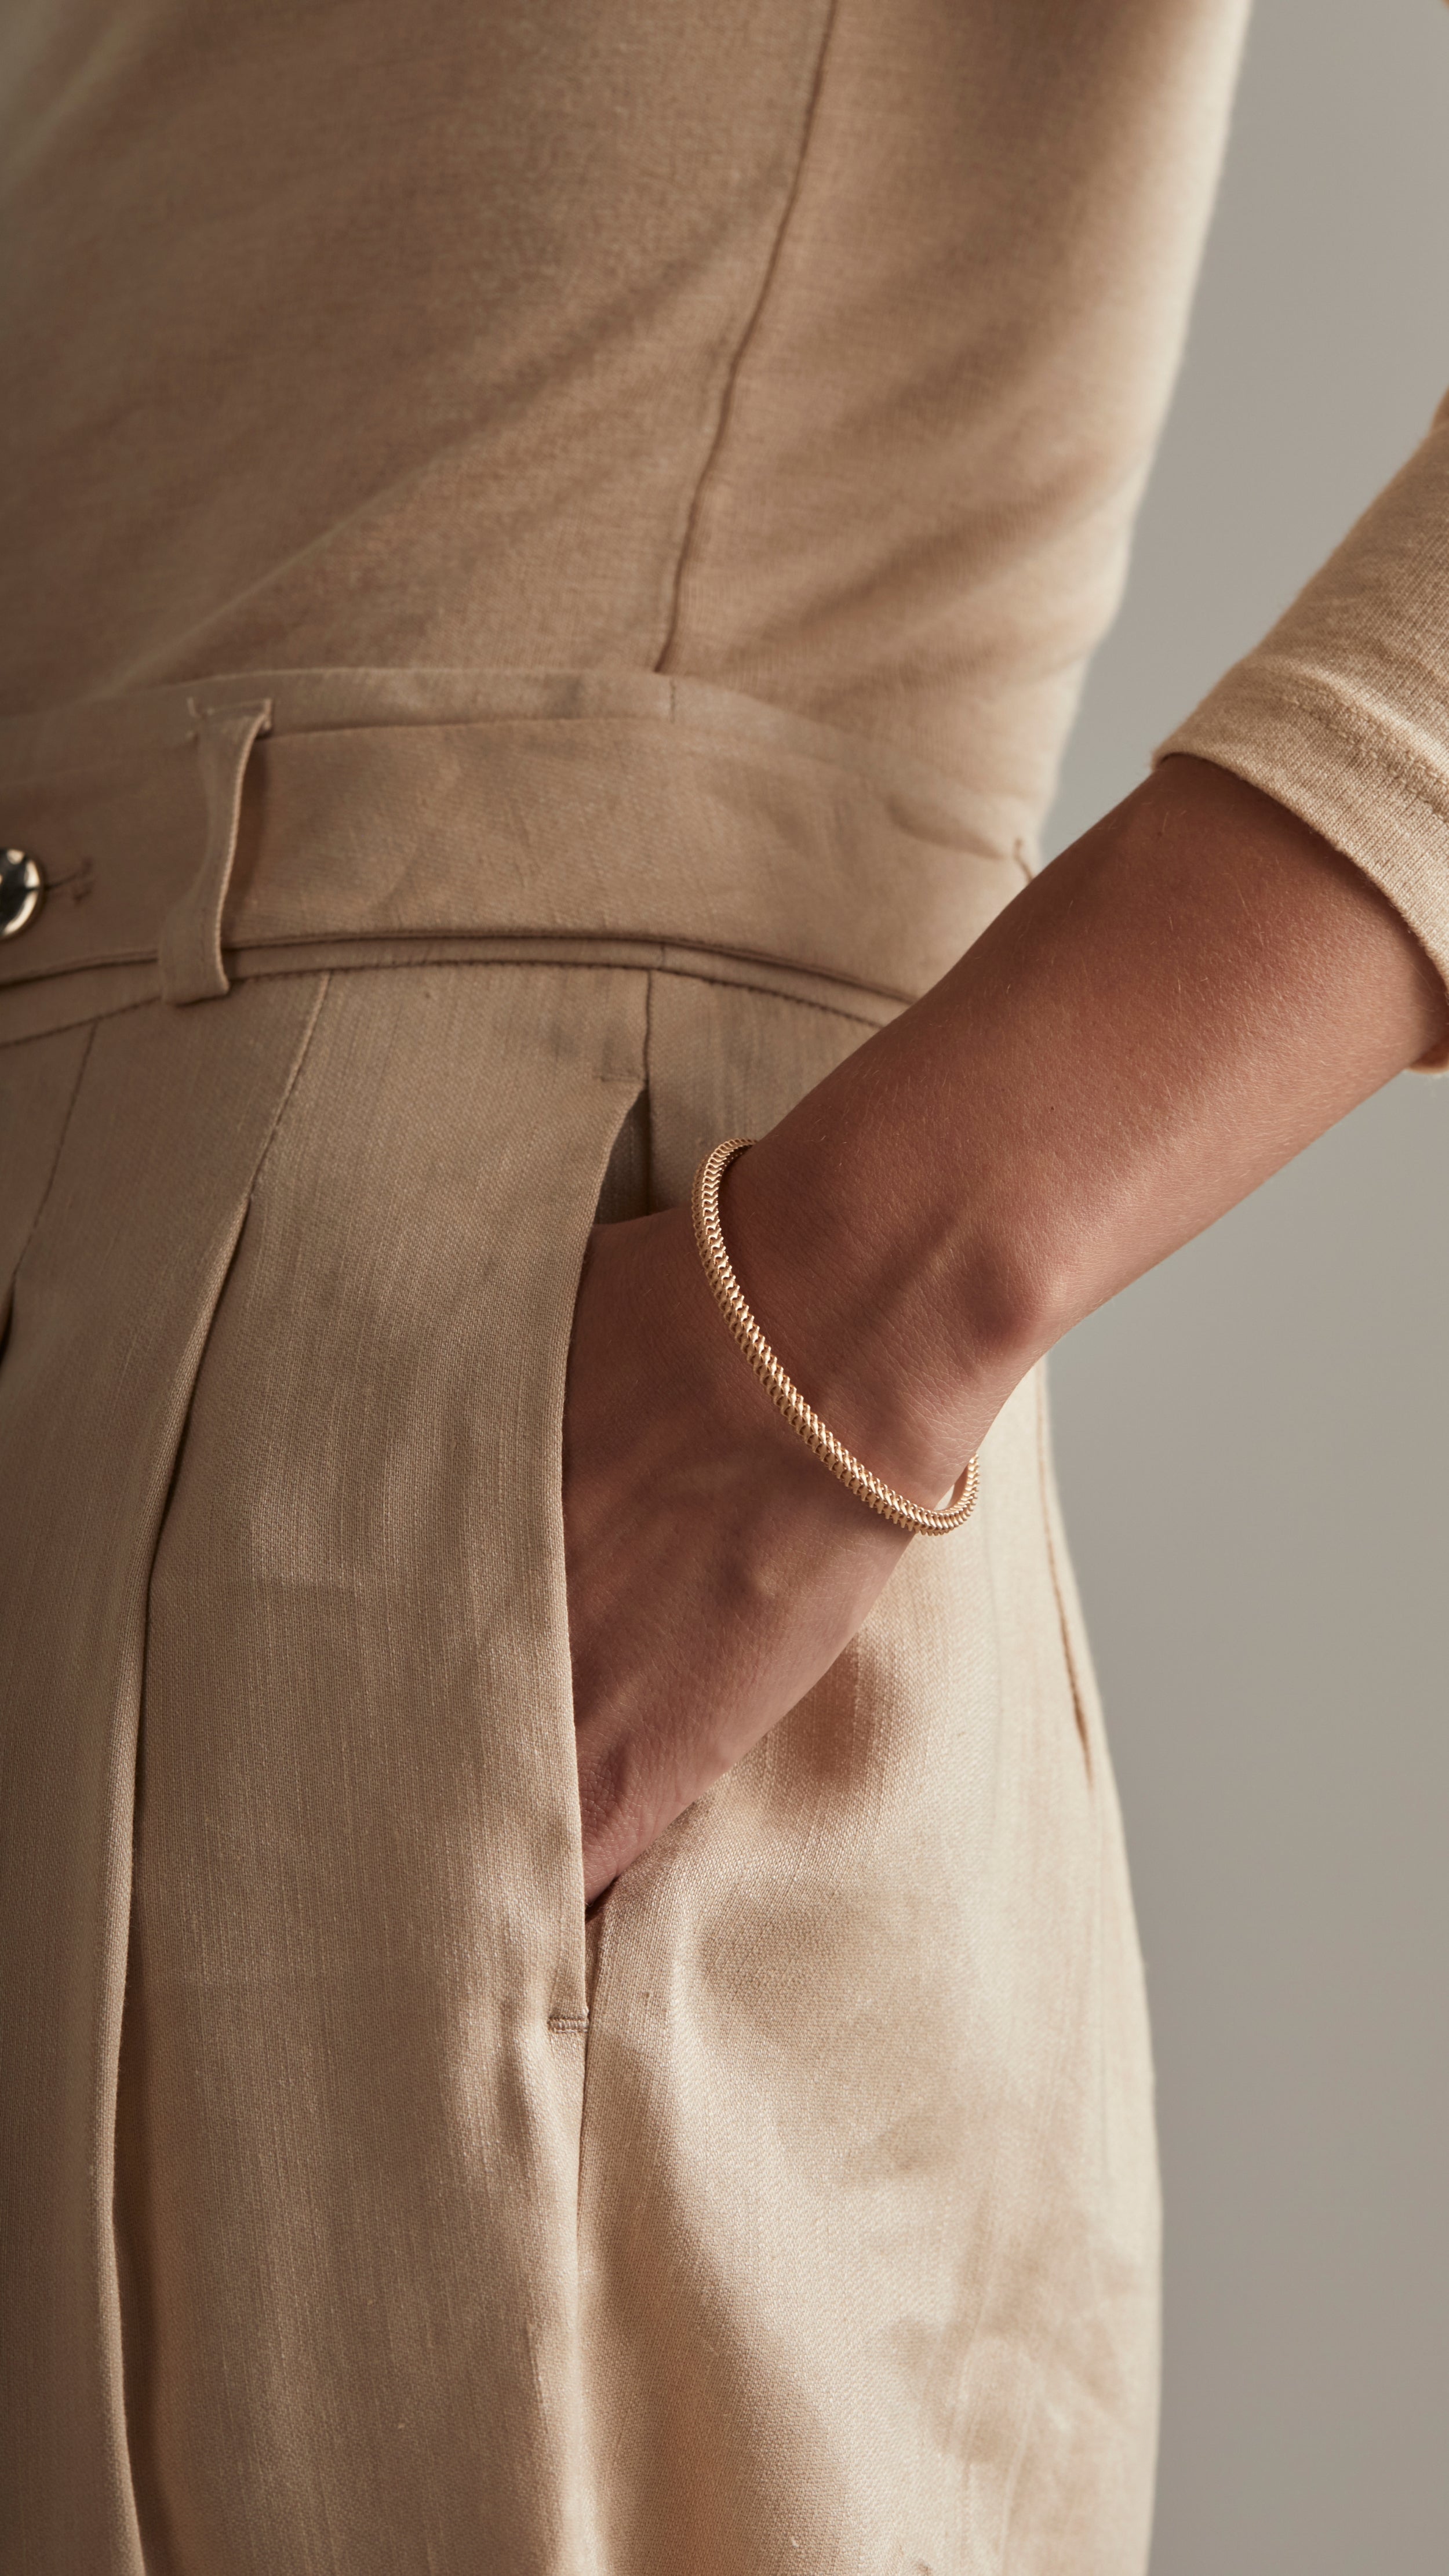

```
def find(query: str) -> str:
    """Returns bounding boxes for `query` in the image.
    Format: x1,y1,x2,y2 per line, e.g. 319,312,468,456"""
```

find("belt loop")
158,698,273,1005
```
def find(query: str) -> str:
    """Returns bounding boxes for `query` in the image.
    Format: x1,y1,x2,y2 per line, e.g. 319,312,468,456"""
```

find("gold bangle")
690,1136,980,1538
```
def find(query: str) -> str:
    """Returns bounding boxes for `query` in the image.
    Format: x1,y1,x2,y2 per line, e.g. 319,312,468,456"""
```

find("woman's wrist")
716,1100,1032,1509
708,756,1449,1532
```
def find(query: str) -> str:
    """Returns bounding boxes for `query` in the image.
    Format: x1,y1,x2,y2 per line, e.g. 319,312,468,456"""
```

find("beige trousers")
0,670,1158,2573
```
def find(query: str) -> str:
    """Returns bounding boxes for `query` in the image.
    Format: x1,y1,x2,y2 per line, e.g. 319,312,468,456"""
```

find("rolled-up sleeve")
1156,396,1449,1057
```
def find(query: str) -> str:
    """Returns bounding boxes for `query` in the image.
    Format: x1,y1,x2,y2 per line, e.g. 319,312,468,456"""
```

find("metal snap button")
1,848,44,938
0,849,43,937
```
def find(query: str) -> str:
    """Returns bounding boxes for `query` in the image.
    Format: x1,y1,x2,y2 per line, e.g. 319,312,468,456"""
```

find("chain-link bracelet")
690,1137,980,1538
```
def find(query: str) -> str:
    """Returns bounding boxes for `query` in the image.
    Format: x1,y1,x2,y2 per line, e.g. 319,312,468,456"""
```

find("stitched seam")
653,0,843,670
219,953,894,1026
0,947,900,1007
445,950,886,1027
131,975,335,1612
1,929,909,1018
112,970,333,2531
0,992,163,1048
5,1016,98,1288
2,974,884,1046
485,951,886,1027
130,977,336,1778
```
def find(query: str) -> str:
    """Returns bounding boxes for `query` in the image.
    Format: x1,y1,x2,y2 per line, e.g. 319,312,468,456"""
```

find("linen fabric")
3,1,1448,2570
1,675,1152,2575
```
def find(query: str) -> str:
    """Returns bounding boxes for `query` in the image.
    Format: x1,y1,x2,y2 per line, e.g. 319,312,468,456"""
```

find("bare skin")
563,754,1448,1900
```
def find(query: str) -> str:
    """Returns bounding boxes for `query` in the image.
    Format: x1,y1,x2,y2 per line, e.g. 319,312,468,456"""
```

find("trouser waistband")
0,667,1032,1025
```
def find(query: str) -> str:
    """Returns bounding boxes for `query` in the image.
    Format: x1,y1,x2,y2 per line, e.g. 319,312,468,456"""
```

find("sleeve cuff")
1156,660,1449,1071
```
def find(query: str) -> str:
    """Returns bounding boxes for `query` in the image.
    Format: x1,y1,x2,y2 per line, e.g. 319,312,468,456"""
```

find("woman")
2,2,1446,2568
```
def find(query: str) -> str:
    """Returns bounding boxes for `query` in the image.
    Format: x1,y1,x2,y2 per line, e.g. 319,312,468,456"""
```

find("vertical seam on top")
653,0,843,674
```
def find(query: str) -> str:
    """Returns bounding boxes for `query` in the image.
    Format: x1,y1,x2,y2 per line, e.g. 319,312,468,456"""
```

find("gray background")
1045,2,1449,2569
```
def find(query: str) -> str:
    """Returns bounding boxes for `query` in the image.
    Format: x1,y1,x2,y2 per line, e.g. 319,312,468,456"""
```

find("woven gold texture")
690,1138,980,1537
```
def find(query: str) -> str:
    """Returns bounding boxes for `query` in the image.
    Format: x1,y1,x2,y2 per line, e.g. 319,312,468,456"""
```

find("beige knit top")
3,0,1447,998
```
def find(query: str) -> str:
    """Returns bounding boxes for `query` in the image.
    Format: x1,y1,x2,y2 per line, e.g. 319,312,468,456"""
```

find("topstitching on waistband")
0,937,905,1053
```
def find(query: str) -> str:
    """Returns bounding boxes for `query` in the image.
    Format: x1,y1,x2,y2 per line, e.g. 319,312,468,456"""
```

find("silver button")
0,849,43,938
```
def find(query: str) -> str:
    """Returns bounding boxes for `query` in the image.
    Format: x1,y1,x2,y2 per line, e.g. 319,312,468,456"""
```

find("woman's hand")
562,1192,915,1902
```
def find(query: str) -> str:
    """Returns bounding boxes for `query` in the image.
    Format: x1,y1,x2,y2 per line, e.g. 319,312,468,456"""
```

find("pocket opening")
589,1086,651,1225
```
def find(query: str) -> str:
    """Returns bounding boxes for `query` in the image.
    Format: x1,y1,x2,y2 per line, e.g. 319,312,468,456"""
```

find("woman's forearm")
725,755,1448,1503
564,753,1446,1889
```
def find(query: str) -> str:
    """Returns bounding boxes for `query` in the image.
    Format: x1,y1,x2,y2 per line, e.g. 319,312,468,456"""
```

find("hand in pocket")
562,1197,909,1901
